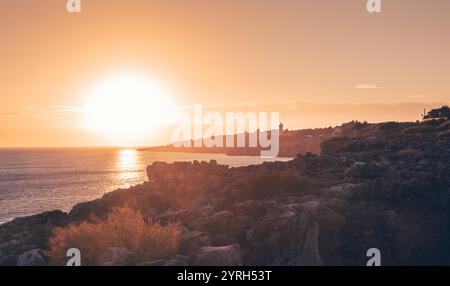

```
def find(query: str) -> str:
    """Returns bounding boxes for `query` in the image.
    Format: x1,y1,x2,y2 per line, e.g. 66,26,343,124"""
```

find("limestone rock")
190,244,242,266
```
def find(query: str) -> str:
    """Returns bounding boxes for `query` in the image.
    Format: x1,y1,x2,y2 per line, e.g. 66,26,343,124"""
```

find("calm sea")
0,148,291,224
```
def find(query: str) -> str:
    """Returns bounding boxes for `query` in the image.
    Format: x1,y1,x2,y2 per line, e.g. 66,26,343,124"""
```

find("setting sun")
1,0,450,269
83,73,176,145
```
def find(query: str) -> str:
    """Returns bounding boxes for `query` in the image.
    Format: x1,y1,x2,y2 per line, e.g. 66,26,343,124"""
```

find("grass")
45,207,182,265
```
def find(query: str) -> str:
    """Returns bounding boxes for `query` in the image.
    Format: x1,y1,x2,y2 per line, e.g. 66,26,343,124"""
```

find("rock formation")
1,120,449,266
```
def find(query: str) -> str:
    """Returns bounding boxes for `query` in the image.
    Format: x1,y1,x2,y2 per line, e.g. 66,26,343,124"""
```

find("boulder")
156,209,198,224
326,183,360,199
179,231,211,255
193,211,235,234
164,255,189,266
347,162,384,179
137,259,167,266
0,240,21,255
289,222,323,266
0,255,18,266
270,211,319,266
190,244,242,266
16,249,46,266
137,256,188,266
105,247,135,265
210,233,237,246
99,262,114,266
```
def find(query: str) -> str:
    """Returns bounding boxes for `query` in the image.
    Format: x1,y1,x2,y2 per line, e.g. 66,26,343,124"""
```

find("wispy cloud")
355,84,383,89
0,105,83,119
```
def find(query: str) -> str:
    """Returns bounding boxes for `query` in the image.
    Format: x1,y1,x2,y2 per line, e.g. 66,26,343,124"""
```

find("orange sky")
0,0,449,147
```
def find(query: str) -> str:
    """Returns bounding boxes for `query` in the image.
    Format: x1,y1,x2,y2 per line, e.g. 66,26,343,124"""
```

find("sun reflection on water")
118,149,137,167
116,149,140,183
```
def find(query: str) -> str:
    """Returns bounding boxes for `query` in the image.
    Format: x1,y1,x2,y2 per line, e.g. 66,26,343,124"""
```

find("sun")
83,73,176,145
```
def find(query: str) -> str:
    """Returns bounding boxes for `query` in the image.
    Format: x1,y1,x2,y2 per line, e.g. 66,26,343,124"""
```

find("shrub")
437,120,450,132
424,105,450,120
231,171,314,199
379,121,400,131
235,172,280,198
321,137,351,155
425,119,446,126
352,121,369,130
45,207,181,265
278,171,314,193
403,125,436,134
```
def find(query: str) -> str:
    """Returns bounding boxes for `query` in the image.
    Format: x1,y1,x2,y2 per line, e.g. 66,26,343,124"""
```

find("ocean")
0,148,291,224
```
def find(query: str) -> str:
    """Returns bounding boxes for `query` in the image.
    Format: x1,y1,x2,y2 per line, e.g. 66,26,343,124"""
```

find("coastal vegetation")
45,207,181,265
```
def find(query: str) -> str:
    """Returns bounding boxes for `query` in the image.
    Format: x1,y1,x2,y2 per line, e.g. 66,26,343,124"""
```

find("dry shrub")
45,207,181,265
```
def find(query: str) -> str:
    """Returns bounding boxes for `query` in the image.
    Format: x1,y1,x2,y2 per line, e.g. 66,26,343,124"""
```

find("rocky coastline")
1,119,449,266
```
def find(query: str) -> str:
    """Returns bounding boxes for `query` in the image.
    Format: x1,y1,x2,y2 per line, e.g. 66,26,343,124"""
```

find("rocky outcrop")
1,120,449,266
103,247,135,266
0,210,67,265
16,249,46,266
190,244,242,266
137,255,189,266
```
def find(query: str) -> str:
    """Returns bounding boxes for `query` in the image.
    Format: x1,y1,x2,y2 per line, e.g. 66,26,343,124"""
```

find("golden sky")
0,0,449,147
